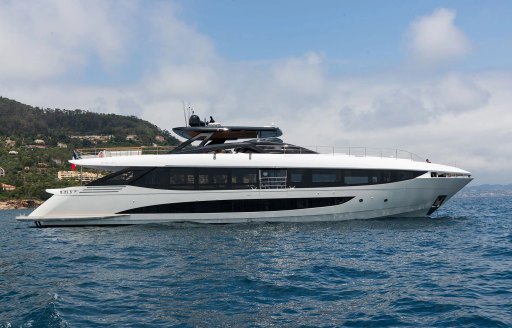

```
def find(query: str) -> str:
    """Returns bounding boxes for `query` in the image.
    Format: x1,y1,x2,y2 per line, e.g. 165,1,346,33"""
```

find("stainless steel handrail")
75,145,424,162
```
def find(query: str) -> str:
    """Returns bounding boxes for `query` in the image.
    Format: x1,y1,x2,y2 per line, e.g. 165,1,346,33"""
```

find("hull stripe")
118,197,355,214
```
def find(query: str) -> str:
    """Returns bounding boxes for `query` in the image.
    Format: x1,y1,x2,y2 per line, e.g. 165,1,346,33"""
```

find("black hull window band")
90,167,427,190
118,197,355,214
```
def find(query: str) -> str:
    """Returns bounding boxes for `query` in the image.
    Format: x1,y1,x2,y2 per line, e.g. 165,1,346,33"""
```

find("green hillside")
0,147,78,200
0,96,179,147
0,96,181,201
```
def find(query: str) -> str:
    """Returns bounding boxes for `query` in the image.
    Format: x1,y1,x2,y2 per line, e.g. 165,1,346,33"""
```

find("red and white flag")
71,150,78,171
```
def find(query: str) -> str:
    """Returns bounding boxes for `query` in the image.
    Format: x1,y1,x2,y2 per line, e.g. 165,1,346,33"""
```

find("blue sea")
1,196,511,327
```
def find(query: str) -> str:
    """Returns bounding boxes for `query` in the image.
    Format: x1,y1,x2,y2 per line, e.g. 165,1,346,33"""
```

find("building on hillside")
155,135,165,142
57,142,68,148
126,134,138,141
58,171,104,183
8,150,18,155
37,163,49,173
0,183,16,191
5,138,16,148
70,135,113,143
34,139,45,145
24,144,47,149
0,167,4,178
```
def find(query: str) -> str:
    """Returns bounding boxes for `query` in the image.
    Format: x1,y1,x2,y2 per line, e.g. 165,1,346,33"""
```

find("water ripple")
1,198,512,327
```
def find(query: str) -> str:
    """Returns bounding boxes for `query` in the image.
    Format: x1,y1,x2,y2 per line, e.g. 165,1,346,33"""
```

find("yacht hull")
17,177,471,227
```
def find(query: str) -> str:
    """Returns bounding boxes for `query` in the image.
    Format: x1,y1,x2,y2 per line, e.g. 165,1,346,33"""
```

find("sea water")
1,196,511,327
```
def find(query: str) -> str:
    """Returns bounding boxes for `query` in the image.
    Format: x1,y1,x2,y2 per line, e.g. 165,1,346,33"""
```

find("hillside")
0,96,179,147
0,96,181,202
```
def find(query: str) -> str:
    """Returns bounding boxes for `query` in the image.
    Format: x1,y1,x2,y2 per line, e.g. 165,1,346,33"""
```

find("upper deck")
74,145,425,162
172,125,282,140
74,115,426,164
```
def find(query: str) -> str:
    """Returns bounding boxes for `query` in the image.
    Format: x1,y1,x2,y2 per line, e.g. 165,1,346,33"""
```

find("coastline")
0,199,42,210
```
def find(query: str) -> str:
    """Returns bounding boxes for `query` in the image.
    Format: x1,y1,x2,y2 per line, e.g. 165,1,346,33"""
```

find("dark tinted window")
88,168,149,186
134,168,169,188
344,170,370,185
120,197,355,214
231,168,258,189
197,168,229,189
94,167,426,189
312,169,341,183
169,168,195,189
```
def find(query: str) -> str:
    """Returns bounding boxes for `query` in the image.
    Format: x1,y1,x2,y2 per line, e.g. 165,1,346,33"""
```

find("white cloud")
337,73,490,131
427,74,490,113
0,0,133,81
407,8,471,65
146,3,218,66
273,53,326,96
341,88,428,129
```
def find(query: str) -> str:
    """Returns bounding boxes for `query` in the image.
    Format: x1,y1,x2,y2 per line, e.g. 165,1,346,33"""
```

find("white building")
0,183,15,191
57,171,104,183
5,138,16,147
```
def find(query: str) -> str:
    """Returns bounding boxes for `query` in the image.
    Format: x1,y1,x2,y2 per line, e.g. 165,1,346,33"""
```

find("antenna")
182,101,187,126
187,102,193,119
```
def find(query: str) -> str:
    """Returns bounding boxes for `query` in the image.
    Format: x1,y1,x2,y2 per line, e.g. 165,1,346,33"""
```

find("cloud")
341,88,427,130
427,74,490,113
0,0,132,81
146,2,218,66
407,8,471,65
273,53,326,96
338,73,490,131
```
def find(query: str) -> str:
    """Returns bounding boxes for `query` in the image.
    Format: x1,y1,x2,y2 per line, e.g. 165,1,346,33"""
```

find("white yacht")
17,115,472,227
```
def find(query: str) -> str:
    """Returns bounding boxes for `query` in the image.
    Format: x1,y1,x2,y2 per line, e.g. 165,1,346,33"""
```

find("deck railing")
76,146,176,158
75,145,424,162
303,146,424,162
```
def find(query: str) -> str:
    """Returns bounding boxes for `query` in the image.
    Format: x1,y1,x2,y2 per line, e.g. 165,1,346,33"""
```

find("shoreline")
0,199,42,210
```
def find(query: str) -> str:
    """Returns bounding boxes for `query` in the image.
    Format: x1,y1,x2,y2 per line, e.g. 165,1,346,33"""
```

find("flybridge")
74,114,425,160
172,125,282,141
170,124,301,154
170,113,294,154
172,113,282,141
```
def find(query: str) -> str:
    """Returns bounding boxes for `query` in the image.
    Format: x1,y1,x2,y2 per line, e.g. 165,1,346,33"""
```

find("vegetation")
0,147,79,200
0,96,180,148
0,96,181,201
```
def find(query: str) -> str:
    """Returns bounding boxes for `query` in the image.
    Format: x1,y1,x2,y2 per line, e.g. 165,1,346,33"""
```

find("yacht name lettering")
60,190,78,195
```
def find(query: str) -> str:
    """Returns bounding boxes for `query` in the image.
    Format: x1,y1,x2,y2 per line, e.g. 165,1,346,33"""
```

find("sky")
0,0,511,184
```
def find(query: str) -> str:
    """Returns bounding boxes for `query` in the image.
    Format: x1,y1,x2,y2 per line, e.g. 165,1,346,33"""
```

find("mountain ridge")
0,96,179,147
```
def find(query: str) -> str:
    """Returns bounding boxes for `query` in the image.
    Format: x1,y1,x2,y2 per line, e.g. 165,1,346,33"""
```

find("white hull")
18,176,471,227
